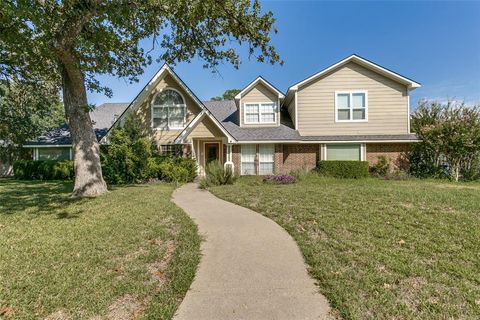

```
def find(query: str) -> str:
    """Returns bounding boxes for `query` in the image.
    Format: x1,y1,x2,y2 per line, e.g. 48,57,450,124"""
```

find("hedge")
317,160,369,178
13,160,74,180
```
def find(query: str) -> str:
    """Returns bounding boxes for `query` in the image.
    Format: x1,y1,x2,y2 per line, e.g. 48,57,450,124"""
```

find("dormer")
235,77,285,127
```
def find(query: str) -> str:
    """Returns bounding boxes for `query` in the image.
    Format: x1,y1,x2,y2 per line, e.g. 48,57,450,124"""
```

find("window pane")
337,109,350,120
259,144,274,162
168,106,185,128
352,93,365,109
352,109,366,120
241,163,256,175
260,103,275,113
261,113,275,123
241,144,256,175
154,89,184,106
153,107,167,118
245,113,259,123
38,147,71,160
337,93,350,109
326,144,361,161
153,118,168,129
245,104,259,113
259,163,274,175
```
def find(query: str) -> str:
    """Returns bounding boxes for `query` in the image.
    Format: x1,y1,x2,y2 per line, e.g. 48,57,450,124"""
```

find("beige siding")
189,117,225,138
296,62,409,136
132,74,202,145
240,82,280,127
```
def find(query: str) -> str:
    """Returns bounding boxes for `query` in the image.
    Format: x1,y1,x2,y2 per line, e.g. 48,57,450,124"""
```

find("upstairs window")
244,103,276,124
336,91,367,122
152,89,186,130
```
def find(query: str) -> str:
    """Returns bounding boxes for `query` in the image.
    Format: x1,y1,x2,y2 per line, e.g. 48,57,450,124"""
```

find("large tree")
1,0,281,197
211,88,241,101
0,79,64,163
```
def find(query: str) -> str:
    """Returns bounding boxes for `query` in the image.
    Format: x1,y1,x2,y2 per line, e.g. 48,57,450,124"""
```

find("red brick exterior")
227,143,410,176
366,143,410,171
274,144,319,174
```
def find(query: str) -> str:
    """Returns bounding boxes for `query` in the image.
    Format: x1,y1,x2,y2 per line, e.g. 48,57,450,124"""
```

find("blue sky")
88,1,480,109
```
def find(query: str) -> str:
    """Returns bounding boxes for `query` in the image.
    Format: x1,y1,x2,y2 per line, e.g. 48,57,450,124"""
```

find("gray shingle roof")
25,103,129,146
203,100,418,142
203,100,301,141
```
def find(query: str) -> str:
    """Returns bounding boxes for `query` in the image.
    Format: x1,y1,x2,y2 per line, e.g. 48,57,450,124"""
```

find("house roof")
234,76,285,100
203,100,419,143
285,54,421,105
24,103,129,146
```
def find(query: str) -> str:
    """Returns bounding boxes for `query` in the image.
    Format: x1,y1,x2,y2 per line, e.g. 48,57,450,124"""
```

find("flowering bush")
262,174,296,184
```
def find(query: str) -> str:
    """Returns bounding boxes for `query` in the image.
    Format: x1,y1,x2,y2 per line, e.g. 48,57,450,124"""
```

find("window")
152,89,186,129
326,144,361,161
37,147,71,160
241,144,256,175
336,91,367,121
244,103,276,124
259,144,274,175
160,144,183,157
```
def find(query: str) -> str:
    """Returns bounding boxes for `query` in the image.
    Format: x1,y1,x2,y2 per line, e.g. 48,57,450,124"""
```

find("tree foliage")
1,0,282,197
410,100,480,181
0,79,64,162
211,88,241,101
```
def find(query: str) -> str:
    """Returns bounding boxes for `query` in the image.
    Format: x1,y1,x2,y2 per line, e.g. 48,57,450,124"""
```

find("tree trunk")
61,64,108,197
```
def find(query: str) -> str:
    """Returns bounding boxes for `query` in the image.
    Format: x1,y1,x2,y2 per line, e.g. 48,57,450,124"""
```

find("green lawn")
0,179,200,320
210,176,480,319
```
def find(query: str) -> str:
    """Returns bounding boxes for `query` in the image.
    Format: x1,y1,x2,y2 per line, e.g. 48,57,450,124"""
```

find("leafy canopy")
210,88,241,101
1,0,282,97
410,100,480,181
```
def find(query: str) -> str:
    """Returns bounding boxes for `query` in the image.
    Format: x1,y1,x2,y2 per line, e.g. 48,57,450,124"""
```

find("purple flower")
263,175,296,184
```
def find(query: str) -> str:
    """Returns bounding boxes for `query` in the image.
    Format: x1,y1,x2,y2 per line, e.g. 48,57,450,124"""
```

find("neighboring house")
25,54,421,176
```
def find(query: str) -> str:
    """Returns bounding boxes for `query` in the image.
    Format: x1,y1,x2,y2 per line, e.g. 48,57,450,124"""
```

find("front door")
204,143,220,165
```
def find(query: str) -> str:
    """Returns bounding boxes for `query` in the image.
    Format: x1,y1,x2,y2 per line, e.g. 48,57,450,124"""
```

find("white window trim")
258,144,275,175
240,144,257,175
325,143,363,161
335,90,368,123
151,87,187,130
243,102,277,124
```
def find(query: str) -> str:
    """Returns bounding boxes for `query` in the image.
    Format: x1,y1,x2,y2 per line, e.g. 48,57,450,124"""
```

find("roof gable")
286,55,420,102
235,76,285,100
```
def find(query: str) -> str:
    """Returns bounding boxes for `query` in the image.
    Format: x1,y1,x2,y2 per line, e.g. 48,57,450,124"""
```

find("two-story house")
25,54,421,176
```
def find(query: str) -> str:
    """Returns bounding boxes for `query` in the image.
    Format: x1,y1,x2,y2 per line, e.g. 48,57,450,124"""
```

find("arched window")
151,89,186,129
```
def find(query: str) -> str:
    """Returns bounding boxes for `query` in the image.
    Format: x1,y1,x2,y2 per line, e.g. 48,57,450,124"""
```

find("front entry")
204,142,220,165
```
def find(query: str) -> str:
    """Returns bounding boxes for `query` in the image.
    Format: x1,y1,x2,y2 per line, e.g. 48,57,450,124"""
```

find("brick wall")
366,143,410,170
274,144,319,174
232,145,241,176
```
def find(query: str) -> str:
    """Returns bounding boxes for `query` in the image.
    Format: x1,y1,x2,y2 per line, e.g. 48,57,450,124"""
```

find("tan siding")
240,82,280,127
189,117,224,138
296,62,409,136
132,73,202,145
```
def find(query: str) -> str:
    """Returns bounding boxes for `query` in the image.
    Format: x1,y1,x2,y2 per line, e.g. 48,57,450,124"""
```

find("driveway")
172,183,330,320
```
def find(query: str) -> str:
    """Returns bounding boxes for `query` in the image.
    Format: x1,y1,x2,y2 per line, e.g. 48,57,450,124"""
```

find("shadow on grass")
0,179,84,216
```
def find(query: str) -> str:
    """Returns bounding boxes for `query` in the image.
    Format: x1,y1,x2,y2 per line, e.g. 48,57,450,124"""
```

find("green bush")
158,157,197,183
13,160,74,180
199,161,236,188
317,160,369,179
371,156,390,176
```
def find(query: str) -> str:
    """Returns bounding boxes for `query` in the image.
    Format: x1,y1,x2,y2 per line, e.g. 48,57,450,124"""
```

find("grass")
0,179,200,320
210,175,480,319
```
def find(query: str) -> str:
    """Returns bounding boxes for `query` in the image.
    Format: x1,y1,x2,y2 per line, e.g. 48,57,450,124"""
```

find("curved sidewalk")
172,183,330,320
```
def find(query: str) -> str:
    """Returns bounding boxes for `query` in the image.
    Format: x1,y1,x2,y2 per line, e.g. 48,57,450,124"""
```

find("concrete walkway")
172,183,330,320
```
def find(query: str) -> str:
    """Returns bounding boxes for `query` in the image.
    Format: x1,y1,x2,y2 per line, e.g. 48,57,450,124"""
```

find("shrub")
371,156,390,176
263,175,296,184
159,157,197,183
13,160,74,180
199,161,236,188
317,161,369,179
